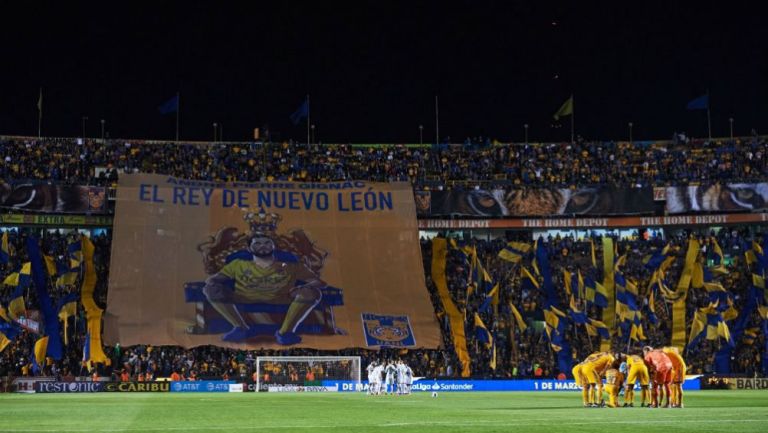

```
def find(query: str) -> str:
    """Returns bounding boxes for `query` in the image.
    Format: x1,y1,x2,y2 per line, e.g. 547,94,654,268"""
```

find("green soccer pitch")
1,391,766,433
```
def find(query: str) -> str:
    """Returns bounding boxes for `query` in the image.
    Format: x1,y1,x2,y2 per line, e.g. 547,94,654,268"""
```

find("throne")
183,211,344,337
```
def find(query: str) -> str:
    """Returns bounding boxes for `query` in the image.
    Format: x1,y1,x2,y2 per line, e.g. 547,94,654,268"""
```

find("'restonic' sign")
34,382,104,393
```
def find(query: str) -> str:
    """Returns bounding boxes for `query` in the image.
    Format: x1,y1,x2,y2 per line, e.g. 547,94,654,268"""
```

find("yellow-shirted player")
581,352,616,407
623,353,650,407
662,346,687,408
204,233,325,345
603,366,625,408
572,361,590,407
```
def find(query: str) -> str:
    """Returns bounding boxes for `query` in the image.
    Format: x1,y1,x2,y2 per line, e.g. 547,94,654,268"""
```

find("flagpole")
306,94,311,148
435,95,439,145
706,90,712,140
175,91,180,142
571,94,575,143
37,87,42,138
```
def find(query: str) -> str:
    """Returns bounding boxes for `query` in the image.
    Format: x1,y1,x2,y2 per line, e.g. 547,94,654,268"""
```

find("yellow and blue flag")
31,335,49,374
563,270,573,298
473,313,493,349
480,283,499,313
709,237,728,275
629,311,646,342
0,332,11,353
57,293,78,345
54,254,80,287
688,301,734,349
643,243,672,272
26,235,64,361
43,255,57,277
67,240,83,271
544,305,568,351
586,318,610,339
498,241,531,263
584,275,607,308
520,266,540,291
568,296,587,324
0,307,20,353
647,286,658,325
509,302,527,331
743,328,759,345
5,262,31,320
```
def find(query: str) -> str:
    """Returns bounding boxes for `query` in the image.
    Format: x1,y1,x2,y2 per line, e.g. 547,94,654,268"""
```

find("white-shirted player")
396,360,407,395
372,362,385,395
366,361,377,395
384,360,397,395
404,362,413,394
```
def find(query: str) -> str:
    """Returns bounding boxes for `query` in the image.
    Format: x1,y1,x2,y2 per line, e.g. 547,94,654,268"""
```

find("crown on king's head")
243,209,281,235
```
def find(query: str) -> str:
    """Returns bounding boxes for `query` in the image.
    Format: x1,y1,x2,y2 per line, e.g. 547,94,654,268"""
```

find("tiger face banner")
0,181,107,213
666,184,768,214
419,186,654,217
105,174,440,350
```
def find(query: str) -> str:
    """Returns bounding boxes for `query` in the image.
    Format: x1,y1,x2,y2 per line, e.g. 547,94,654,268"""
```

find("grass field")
1,391,767,433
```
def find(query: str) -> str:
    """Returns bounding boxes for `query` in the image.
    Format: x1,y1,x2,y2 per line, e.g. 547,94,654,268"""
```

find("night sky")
1,1,766,143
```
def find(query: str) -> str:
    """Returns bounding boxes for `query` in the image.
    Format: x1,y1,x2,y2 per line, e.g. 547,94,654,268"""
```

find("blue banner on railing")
324,377,701,392
170,381,235,393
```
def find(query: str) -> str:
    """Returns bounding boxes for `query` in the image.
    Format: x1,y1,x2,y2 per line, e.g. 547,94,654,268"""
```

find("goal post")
256,356,361,392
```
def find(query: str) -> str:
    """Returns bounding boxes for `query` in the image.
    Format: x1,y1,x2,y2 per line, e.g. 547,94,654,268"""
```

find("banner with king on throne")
105,174,440,350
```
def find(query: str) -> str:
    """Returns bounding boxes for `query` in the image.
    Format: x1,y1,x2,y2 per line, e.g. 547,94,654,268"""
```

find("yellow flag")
34,336,49,367
509,302,527,331
0,333,11,353
553,95,573,120
44,255,57,276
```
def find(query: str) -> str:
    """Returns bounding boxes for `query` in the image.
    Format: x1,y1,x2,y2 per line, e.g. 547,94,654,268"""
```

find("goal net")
256,356,361,392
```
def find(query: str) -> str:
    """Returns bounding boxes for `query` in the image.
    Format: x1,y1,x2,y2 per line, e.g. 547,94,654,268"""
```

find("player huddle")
572,346,687,408
366,360,413,395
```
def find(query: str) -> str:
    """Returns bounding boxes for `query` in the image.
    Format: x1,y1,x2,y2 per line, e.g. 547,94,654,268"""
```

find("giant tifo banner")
105,174,440,350
416,186,653,217
666,183,768,214
0,180,106,213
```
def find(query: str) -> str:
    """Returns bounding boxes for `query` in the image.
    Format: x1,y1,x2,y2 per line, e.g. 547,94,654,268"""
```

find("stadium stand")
0,134,767,188
1,135,767,383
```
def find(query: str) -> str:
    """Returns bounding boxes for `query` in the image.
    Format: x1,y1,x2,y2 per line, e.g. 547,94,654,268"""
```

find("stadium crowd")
1,226,765,382
1,135,768,188
0,135,766,383
423,228,766,379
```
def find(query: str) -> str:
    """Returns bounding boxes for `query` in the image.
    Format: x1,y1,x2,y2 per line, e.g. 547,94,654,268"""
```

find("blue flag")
686,94,709,110
290,99,309,125
26,236,63,360
158,94,179,114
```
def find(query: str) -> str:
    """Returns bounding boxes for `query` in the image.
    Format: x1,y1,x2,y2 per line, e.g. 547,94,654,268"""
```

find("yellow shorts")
626,365,650,386
572,366,584,387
